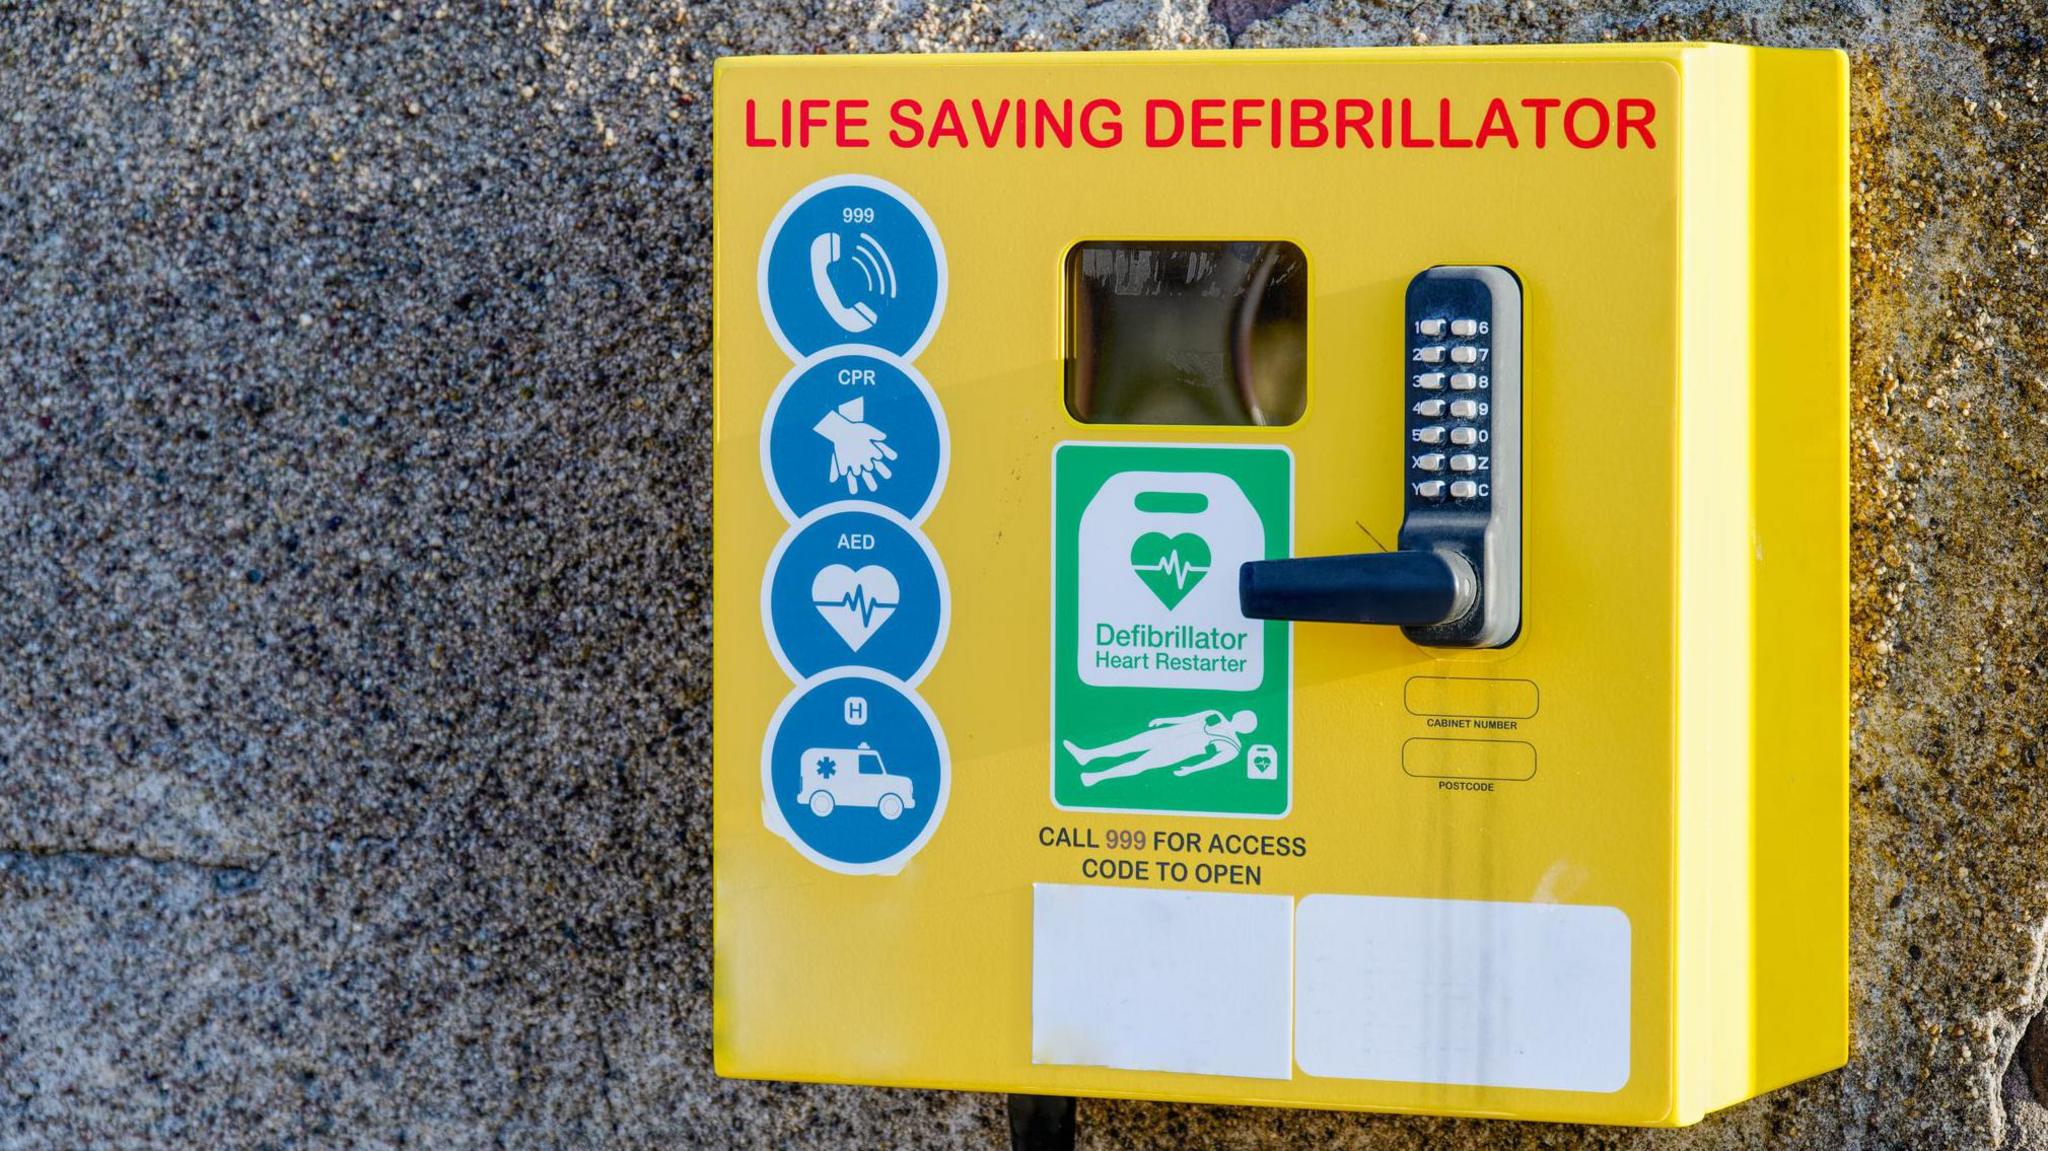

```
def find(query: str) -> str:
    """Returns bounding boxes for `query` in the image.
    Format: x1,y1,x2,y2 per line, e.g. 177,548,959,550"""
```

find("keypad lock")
1240,265,1522,647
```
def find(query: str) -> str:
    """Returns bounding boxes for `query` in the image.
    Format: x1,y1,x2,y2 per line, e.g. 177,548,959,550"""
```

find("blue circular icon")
761,348,949,525
762,670,950,874
763,503,948,686
758,175,946,361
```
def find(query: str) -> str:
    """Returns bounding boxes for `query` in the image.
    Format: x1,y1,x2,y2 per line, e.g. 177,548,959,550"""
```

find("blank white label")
1032,884,1293,1080
1294,895,1631,1093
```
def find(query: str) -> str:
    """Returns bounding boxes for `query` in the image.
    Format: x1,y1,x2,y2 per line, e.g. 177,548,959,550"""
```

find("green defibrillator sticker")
1051,443,1292,817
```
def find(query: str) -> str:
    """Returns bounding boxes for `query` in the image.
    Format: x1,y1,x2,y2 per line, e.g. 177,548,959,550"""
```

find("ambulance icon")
798,742,915,821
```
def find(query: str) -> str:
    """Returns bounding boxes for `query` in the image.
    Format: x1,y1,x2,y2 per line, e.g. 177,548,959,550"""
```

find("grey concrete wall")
3,1,2045,1147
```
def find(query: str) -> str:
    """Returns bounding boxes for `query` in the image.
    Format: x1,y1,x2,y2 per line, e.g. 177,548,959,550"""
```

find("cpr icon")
762,348,949,524
763,502,949,686
758,175,946,361
762,669,950,874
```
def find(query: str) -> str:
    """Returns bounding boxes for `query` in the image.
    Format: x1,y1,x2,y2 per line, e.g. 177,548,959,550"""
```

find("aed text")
1037,825,1309,889
744,96,1658,152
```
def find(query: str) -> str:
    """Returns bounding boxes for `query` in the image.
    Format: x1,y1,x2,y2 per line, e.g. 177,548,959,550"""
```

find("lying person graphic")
1062,709,1258,787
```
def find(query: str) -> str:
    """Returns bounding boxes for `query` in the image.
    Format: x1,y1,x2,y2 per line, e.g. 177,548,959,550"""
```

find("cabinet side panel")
1672,44,1758,1125
1748,46,1852,1095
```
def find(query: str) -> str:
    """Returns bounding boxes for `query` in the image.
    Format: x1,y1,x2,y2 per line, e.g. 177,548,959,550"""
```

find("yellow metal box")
711,43,1848,1126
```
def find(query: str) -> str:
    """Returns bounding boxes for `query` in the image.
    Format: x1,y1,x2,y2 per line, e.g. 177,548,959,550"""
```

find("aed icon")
1052,444,1292,818
758,175,946,361
762,503,948,685
1070,455,1278,690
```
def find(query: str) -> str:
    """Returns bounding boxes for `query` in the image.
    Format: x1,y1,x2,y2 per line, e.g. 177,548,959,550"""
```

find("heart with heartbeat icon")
1129,531,1211,610
810,564,901,651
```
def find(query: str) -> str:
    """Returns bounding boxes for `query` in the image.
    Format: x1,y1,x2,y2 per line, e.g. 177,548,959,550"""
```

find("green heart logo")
1129,531,1212,609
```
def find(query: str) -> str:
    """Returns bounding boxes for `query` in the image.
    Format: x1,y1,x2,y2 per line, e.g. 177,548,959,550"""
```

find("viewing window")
1065,240,1307,426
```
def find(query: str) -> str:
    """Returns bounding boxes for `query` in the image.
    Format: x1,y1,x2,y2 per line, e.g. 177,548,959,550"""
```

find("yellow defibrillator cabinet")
710,43,1849,1126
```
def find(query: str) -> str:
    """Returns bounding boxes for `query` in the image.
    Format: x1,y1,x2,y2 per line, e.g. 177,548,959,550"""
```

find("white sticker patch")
1031,884,1293,1080
1294,894,1631,1093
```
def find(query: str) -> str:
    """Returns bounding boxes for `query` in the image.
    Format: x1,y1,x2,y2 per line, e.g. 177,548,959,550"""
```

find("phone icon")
810,231,896,334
